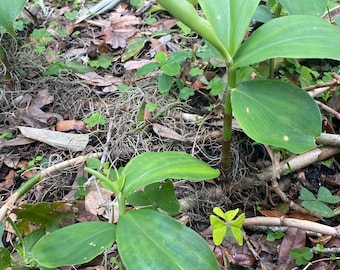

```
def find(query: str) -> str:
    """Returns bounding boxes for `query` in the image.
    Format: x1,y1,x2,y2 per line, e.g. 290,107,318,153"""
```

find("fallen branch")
243,216,340,238
256,146,340,182
0,153,102,223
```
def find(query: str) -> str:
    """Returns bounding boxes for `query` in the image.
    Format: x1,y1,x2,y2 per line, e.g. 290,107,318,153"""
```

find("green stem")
267,2,282,79
221,67,237,175
84,167,120,194
0,45,14,89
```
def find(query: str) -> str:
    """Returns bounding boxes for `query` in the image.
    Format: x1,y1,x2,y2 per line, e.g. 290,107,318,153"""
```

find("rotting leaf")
277,227,306,266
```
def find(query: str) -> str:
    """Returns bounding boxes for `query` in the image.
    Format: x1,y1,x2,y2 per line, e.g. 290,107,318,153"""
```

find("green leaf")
117,209,219,269
43,61,66,76
86,157,101,169
156,0,229,59
231,80,321,153
122,36,147,62
0,0,27,34
23,228,45,255
122,152,220,196
157,180,180,214
161,62,181,76
210,215,226,246
234,16,340,67
180,87,195,100
317,186,340,204
299,187,316,201
213,207,226,220
253,5,273,23
127,190,154,206
232,213,245,228
279,0,327,16
136,62,160,77
158,73,173,94
301,200,335,218
290,247,313,265
32,222,116,268
155,51,167,65
0,247,10,269
230,226,243,246
13,202,74,233
199,0,260,56
189,67,203,76
224,208,239,222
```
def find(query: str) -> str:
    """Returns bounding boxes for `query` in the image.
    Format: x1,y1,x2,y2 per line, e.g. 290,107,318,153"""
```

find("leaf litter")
0,1,339,269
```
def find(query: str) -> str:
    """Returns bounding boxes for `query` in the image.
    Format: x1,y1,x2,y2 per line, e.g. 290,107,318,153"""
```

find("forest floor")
0,1,340,269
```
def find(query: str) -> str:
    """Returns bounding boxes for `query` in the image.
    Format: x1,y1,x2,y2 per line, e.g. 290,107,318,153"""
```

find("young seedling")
29,152,221,269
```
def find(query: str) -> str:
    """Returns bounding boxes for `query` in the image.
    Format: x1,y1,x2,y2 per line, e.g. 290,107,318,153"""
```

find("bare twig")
315,100,340,120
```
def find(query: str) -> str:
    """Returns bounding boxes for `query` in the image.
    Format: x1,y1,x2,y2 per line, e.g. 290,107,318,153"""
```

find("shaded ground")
1,1,340,269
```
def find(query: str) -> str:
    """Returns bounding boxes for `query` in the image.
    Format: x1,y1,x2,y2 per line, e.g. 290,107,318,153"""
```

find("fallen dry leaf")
18,126,89,151
0,170,15,189
277,227,306,266
85,184,113,218
56,120,87,132
153,123,189,142
75,72,123,86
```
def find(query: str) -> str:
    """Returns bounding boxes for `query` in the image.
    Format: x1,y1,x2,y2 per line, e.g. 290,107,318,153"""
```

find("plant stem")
221,67,237,175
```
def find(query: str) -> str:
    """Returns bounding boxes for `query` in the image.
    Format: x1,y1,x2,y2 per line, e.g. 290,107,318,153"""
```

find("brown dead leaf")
260,210,286,218
56,120,87,132
15,90,63,127
75,72,123,86
124,59,156,70
0,169,14,189
277,227,306,266
153,123,189,142
85,184,113,218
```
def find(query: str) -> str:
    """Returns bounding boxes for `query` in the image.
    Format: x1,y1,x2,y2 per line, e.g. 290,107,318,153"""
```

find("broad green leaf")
122,152,220,196
86,157,101,169
121,36,147,62
23,228,45,254
156,0,229,59
199,0,260,56
32,222,116,268
301,201,334,218
253,5,273,23
0,0,27,34
234,16,340,68
317,186,340,204
179,87,195,100
279,0,327,16
299,187,316,201
117,209,219,269
231,80,321,153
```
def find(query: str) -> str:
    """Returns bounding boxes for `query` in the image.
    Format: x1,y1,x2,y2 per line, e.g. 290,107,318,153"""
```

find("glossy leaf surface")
199,0,259,56
231,80,321,153
117,209,219,270
122,152,220,196
32,222,116,268
0,0,27,33
279,0,327,16
234,16,340,67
